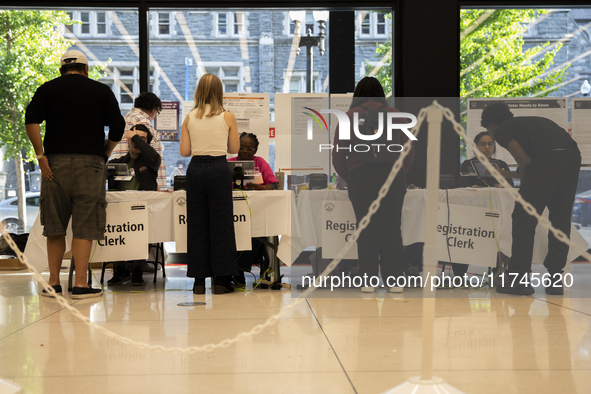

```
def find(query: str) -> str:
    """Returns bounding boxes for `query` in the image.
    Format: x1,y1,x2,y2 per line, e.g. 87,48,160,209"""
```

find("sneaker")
71,287,103,299
131,267,145,286
389,286,404,293
107,269,131,286
41,284,62,298
495,273,534,295
361,287,376,293
545,275,564,296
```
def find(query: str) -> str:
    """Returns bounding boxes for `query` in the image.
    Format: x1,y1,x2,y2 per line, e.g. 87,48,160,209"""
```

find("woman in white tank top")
179,74,240,294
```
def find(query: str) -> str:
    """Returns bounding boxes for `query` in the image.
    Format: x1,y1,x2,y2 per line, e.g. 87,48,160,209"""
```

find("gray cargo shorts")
40,154,107,240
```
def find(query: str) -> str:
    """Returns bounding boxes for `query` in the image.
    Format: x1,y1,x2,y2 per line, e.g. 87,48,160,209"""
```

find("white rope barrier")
1,106,428,355
7,100,585,361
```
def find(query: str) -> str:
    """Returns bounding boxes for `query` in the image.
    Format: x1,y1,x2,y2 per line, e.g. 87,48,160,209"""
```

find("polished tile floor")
1,264,591,394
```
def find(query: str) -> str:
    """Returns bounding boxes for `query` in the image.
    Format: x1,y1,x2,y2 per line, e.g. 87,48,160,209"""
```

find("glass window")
218,13,227,35
80,11,90,34
96,12,107,35
158,12,170,35
361,13,370,35
305,12,315,35
65,11,74,33
234,13,243,35
376,13,386,35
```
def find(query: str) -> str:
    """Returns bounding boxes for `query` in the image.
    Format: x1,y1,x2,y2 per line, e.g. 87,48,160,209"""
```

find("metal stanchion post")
382,103,465,393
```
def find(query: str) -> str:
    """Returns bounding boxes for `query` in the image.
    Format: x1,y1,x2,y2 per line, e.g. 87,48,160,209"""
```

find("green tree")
460,9,566,98
368,9,568,156
0,10,106,231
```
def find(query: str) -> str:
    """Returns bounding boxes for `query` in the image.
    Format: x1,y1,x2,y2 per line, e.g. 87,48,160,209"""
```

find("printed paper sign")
173,191,188,253
173,191,252,252
321,200,358,259
437,203,500,267
233,196,252,251
90,201,149,262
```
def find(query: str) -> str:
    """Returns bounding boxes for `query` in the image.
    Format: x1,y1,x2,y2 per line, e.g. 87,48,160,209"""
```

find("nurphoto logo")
302,107,418,153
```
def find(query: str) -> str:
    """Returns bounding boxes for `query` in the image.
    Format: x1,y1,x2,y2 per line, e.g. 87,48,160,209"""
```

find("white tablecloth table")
24,190,300,275
296,188,588,266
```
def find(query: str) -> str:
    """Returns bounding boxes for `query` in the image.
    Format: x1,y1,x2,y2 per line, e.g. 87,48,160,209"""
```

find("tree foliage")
368,9,568,98
460,9,567,98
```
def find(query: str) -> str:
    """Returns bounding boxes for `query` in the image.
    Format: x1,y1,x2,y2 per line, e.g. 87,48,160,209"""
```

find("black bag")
354,102,401,163
0,233,29,256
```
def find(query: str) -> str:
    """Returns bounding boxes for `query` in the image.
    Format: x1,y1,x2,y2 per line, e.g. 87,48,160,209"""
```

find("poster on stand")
466,98,568,165
274,93,329,175
223,93,270,163
571,98,591,165
155,101,180,141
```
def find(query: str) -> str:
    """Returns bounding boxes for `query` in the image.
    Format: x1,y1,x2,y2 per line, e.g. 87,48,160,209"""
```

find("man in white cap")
25,49,125,299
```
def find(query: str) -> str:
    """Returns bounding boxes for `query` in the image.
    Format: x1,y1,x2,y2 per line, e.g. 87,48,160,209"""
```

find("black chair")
99,242,166,284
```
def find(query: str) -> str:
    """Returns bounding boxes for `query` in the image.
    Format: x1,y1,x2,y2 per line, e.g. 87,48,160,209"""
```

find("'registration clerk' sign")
90,201,149,262
173,191,252,252
436,203,500,267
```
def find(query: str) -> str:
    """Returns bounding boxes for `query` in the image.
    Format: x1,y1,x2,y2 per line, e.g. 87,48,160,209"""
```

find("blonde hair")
192,73,225,119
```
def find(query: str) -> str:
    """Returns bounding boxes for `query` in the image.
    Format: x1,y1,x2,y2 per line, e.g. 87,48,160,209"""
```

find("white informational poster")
154,101,180,141
274,93,329,175
173,191,252,252
233,196,252,251
181,101,194,123
224,93,270,163
329,94,353,176
466,98,568,165
321,200,358,259
437,203,501,268
571,98,591,165
90,201,149,262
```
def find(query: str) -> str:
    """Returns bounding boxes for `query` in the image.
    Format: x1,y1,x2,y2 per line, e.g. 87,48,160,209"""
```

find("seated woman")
227,132,278,285
459,131,516,188
453,131,515,278
228,132,278,190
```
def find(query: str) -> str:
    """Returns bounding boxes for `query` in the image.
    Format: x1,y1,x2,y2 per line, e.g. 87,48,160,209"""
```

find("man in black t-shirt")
481,102,580,296
25,49,125,299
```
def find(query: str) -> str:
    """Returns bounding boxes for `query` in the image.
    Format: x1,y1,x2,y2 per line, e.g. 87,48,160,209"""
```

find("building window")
96,12,107,34
287,11,318,36
63,11,109,37
150,12,174,37
283,70,321,93
197,63,245,92
214,12,246,37
358,11,389,38
158,13,170,35
98,63,159,111
80,11,90,34
234,13,244,35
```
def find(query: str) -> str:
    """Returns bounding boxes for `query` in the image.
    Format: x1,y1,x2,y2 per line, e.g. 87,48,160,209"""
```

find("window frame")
197,62,245,92
63,10,109,37
357,11,389,38
213,11,247,38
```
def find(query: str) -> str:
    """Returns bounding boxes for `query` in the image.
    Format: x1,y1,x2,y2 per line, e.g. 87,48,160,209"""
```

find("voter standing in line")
179,73,240,295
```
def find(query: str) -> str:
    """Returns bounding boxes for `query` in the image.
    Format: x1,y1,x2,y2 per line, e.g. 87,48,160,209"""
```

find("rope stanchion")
382,102,464,394
0,106,425,357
